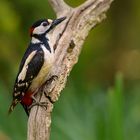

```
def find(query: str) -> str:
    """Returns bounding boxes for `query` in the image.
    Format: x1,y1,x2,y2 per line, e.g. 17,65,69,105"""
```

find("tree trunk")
28,0,113,139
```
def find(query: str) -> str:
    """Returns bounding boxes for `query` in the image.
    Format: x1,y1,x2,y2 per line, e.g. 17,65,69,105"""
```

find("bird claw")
28,95,48,110
28,75,58,111
45,75,58,85
44,92,54,104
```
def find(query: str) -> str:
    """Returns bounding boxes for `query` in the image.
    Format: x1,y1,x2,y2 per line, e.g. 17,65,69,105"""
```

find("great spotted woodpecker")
8,17,66,115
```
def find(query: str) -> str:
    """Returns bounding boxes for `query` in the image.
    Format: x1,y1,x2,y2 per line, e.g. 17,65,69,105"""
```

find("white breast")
29,44,54,92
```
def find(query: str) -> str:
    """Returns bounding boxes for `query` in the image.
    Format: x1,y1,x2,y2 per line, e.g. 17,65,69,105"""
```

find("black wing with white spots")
14,49,44,98
8,43,44,114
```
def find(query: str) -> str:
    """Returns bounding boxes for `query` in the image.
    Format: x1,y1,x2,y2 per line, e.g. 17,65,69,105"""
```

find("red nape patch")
29,27,34,37
21,91,33,106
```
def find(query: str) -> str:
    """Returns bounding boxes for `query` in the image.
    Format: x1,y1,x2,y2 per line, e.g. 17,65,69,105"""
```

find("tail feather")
8,100,19,115
21,103,29,116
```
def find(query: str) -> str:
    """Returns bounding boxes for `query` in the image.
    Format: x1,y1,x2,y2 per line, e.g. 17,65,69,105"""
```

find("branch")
48,0,72,16
28,0,113,140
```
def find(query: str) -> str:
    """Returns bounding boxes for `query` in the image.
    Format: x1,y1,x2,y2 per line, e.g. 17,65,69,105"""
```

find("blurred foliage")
0,0,140,140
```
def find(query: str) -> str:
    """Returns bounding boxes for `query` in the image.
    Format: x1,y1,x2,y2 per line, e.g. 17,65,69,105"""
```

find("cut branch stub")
28,0,114,140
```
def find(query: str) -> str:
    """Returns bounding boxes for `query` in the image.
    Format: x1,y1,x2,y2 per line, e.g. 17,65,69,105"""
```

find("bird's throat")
32,34,51,53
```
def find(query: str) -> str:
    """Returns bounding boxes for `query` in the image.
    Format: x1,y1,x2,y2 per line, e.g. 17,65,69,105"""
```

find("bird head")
29,17,66,37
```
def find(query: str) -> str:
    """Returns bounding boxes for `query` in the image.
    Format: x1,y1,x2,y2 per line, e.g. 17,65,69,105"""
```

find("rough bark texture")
28,0,113,140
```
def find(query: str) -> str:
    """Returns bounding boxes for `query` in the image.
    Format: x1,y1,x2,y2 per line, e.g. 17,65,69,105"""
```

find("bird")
8,17,66,116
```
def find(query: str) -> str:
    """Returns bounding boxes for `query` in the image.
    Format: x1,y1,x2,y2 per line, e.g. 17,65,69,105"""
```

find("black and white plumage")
8,17,66,115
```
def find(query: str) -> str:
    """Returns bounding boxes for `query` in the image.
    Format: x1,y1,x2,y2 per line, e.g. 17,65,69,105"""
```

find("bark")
28,0,113,140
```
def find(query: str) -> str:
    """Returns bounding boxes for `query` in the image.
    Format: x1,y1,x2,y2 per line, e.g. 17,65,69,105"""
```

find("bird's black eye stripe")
42,22,49,26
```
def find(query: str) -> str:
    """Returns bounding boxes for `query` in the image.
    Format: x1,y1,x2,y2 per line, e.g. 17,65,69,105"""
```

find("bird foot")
45,75,58,85
28,95,48,110
44,92,54,104
28,101,48,110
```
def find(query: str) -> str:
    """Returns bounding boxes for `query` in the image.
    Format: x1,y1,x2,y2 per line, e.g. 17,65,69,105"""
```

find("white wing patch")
18,51,37,82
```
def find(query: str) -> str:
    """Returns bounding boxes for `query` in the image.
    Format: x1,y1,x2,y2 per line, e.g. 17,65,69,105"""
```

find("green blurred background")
0,0,140,140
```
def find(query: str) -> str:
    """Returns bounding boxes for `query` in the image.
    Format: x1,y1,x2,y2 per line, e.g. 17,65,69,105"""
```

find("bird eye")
42,22,48,26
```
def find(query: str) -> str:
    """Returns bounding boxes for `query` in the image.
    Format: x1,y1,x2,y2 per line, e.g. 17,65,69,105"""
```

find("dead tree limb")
28,0,113,140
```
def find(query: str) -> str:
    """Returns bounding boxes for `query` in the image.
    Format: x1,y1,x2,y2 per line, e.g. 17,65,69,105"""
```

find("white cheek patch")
33,25,50,35
33,26,45,34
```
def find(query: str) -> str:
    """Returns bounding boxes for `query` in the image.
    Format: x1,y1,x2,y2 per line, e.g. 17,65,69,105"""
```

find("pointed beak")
49,17,66,30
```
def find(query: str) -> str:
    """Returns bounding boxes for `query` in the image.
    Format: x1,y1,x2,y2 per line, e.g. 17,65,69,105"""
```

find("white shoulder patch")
18,51,37,82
